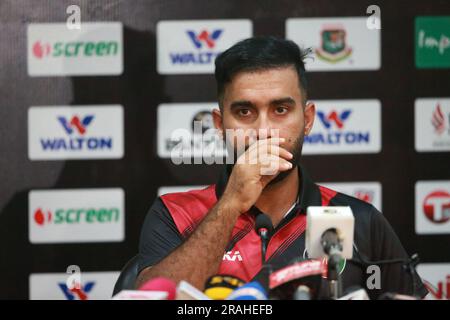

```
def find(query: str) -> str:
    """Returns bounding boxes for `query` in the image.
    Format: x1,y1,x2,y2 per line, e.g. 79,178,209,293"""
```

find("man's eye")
238,109,251,116
275,107,288,115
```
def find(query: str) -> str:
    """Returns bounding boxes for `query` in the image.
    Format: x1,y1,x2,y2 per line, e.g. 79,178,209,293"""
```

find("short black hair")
214,36,311,108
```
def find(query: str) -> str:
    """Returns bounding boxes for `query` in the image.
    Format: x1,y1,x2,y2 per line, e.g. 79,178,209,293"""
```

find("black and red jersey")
138,165,428,299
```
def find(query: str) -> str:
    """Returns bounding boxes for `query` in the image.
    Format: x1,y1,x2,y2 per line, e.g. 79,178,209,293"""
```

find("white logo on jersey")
223,251,243,261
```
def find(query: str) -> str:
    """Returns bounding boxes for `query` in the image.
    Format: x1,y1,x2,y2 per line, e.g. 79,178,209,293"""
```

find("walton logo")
39,115,112,152
58,115,94,135
223,251,243,262
33,207,120,226
317,110,351,129
424,276,450,300
58,282,95,300
432,104,448,135
423,190,450,224
169,29,224,65
305,108,371,146
186,30,223,49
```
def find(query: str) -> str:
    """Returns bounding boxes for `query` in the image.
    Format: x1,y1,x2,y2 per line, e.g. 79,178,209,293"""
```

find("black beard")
225,131,304,185
266,132,304,185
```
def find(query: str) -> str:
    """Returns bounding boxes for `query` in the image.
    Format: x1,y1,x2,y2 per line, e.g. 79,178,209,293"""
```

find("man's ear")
212,108,223,135
304,101,315,135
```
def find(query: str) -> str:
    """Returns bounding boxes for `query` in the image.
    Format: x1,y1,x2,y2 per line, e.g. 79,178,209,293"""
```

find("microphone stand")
351,244,423,299
255,213,274,293
259,226,272,291
321,228,343,299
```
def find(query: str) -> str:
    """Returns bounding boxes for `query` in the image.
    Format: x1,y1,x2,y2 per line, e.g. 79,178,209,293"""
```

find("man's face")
213,66,315,183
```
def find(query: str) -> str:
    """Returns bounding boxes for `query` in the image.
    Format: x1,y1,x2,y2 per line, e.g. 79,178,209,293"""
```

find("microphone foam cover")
255,214,274,233
139,277,177,300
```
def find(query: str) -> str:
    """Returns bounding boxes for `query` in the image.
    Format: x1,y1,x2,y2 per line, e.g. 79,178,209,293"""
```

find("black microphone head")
255,213,274,234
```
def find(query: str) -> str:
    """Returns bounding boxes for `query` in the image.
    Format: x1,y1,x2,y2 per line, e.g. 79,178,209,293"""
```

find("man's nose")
255,113,276,139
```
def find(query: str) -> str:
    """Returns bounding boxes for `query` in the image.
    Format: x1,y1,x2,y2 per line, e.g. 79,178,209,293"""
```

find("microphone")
269,257,324,300
112,290,168,300
176,280,211,300
305,206,355,260
338,286,370,300
139,277,177,300
112,276,177,300
306,206,355,299
226,281,268,300
378,292,419,300
203,274,245,300
293,285,311,300
255,213,273,264
255,213,274,291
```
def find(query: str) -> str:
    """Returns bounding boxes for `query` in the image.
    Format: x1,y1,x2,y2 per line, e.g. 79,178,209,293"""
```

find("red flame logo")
34,208,52,226
32,41,51,59
432,104,445,135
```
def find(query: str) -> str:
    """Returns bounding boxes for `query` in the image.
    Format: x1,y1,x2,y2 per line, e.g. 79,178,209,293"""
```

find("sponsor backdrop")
0,0,449,299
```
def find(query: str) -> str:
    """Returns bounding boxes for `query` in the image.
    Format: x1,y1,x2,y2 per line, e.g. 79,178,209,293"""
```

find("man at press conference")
135,36,428,299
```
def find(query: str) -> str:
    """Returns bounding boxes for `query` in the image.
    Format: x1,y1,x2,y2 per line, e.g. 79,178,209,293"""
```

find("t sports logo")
28,105,123,160
415,181,450,234
423,191,450,224
303,100,381,155
157,20,252,74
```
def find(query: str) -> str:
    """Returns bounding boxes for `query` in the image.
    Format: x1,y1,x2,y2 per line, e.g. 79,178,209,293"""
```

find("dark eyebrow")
230,97,296,109
270,97,296,106
230,100,255,109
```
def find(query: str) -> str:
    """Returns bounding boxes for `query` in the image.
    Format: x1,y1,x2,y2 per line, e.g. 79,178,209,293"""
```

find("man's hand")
135,137,293,289
223,137,293,214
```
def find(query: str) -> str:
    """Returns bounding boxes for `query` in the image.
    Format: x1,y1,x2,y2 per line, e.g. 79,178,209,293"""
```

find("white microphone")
305,206,355,260
176,280,211,300
338,288,370,300
112,290,168,300
306,206,355,299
